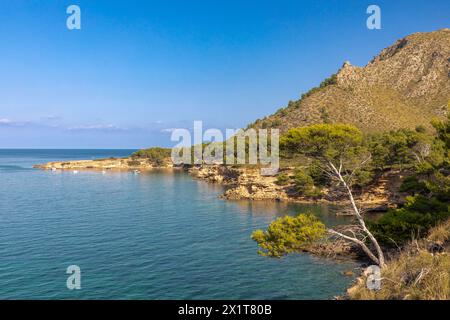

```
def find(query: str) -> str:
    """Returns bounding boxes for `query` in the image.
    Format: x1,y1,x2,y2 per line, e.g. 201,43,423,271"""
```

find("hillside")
249,29,450,133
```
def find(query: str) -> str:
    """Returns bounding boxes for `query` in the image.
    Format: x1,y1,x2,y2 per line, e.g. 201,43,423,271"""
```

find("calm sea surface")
0,149,357,299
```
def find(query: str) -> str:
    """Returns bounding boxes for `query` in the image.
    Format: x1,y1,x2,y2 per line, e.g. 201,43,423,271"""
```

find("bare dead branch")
328,159,386,268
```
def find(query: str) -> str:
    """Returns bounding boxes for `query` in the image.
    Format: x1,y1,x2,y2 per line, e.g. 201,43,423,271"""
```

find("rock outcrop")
188,165,290,201
188,165,406,208
33,156,174,171
34,155,406,207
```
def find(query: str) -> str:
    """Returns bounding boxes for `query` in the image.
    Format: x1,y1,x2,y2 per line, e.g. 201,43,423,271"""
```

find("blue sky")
0,0,448,148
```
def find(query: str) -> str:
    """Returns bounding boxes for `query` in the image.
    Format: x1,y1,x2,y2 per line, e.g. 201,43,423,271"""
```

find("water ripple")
0,150,357,299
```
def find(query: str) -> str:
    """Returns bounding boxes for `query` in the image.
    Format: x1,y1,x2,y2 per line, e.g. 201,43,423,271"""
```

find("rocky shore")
33,155,411,293
34,157,406,210
188,165,291,201
33,156,174,171
188,165,406,210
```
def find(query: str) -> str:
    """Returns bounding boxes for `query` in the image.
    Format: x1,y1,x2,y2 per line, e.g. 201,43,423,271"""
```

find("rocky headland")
189,164,407,210
33,156,174,171
34,157,407,211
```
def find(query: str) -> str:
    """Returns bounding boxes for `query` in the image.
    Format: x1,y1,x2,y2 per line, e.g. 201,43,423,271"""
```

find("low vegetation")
132,147,171,165
293,169,321,197
369,195,450,245
275,173,290,186
255,123,388,266
348,219,450,300
368,111,449,246
251,214,326,257
253,110,449,277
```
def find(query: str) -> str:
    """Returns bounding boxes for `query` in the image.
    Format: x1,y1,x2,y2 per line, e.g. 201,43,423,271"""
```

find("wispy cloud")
160,128,177,133
0,116,130,133
1,116,190,136
40,115,62,121
67,124,127,132
0,118,12,124
0,118,29,126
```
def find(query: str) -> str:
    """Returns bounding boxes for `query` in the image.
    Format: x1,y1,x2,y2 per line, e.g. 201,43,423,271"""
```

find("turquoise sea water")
0,149,357,299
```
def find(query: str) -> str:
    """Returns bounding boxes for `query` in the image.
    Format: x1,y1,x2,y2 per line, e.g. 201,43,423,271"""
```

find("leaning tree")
255,124,386,267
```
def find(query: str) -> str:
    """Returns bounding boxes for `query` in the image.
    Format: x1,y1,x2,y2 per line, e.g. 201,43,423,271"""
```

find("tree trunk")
328,161,386,268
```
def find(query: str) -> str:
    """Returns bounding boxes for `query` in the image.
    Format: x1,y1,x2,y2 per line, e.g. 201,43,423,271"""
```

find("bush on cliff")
369,195,450,245
369,111,450,246
275,173,290,186
293,169,321,197
132,147,171,165
307,160,330,187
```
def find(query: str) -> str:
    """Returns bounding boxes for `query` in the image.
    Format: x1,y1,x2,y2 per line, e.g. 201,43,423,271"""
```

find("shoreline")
3,150,358,300
33,155,382,297
33,156,404,210
33,156,405,210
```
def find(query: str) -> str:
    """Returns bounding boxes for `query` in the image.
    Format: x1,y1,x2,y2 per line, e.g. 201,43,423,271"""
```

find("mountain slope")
250,29,450,133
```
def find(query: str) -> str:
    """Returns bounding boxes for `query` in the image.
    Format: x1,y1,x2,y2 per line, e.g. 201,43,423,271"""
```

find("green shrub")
319,74,337,88
369,195,450,245
293,169,321,197
415,125,426,133
127,160,141,166
276,108,288,117
271,119,282,127
307,160,330,186
251,213,326,257
426,172,450,202
399,176,428,194
276,173,290,185
297,73,337,101
353,168,375,187
261,121,268,129
320,107,330,123
287,100,299,109
132,147,171,165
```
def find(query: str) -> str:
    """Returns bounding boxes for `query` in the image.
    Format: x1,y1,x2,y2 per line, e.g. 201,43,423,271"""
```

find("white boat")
102,170,106,174
133,170,140,175
73,170,79,174
51,167,57,171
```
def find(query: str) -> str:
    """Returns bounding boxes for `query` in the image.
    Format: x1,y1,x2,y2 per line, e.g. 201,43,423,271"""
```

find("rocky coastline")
33,155,413,298
33,156,175,171
34,157,406,211
188,165,406,211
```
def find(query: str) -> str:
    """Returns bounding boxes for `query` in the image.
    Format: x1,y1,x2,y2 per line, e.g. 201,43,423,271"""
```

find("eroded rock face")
189,165,406,208
35,161,406,207
223,183,290,201
188,165,290,201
